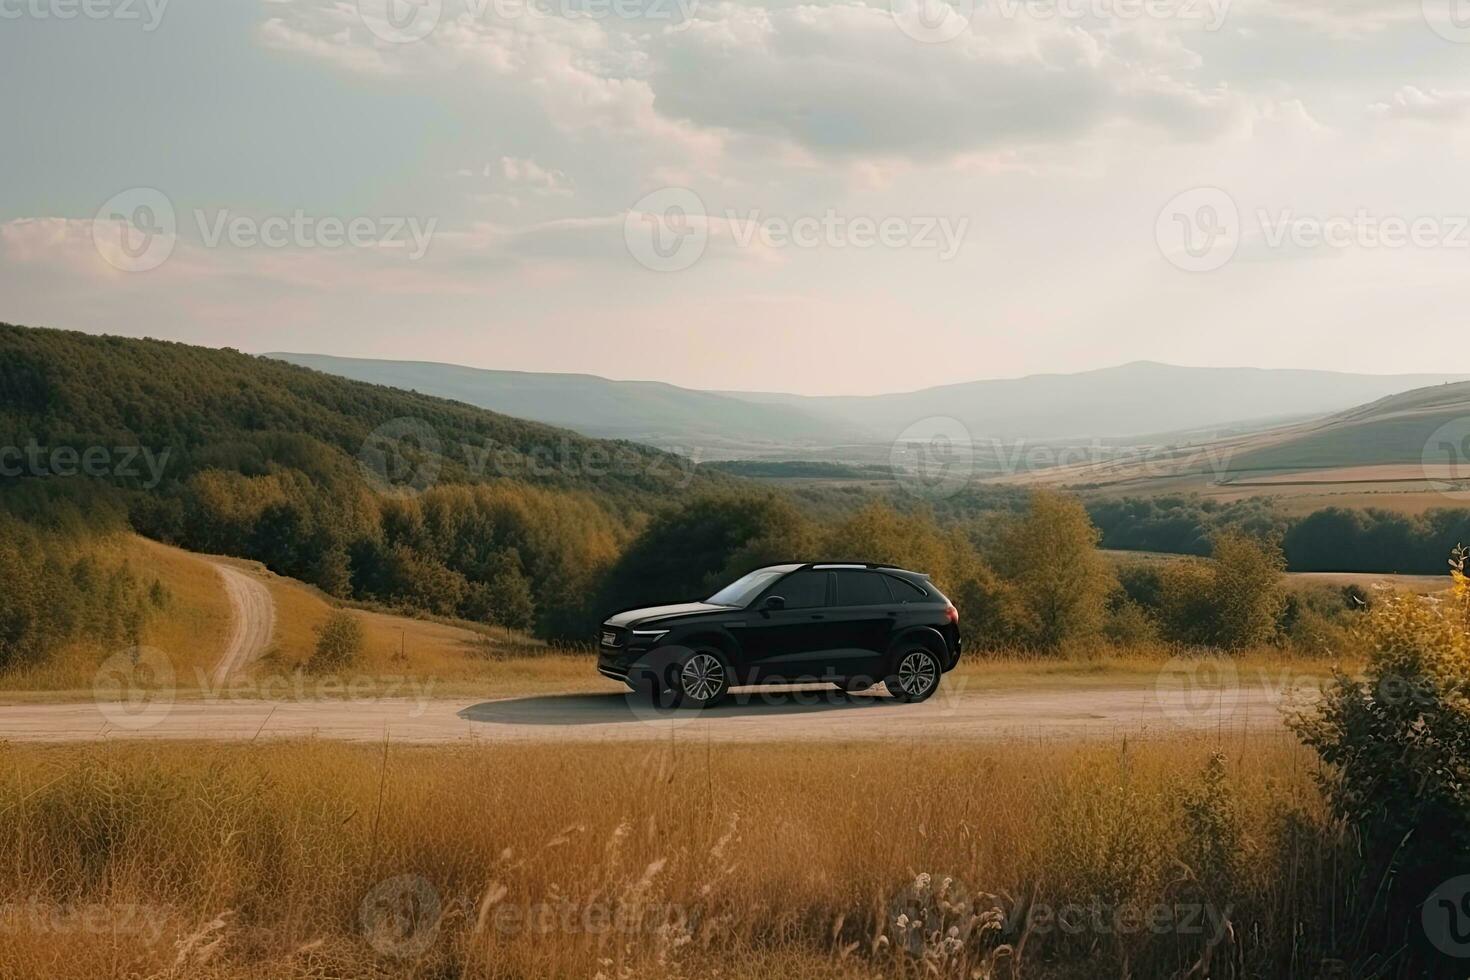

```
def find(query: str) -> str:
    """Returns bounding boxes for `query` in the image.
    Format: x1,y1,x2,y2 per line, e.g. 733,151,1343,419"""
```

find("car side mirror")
761,595,786,611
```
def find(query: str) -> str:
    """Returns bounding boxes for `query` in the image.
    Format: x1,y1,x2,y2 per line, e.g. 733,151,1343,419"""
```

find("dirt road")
0,682,1300,744
211,563,276,684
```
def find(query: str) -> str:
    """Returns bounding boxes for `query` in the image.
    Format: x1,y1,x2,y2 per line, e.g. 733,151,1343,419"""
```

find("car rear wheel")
674,648,730,709
885,647,941,703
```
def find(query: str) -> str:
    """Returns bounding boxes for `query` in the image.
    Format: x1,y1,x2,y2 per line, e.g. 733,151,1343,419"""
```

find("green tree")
992,490,1117,651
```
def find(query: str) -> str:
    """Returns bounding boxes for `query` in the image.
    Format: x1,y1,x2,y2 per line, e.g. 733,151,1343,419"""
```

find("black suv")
597,563,961,708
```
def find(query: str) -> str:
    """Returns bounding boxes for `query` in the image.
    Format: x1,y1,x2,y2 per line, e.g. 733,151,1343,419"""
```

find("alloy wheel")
896,651,937,697
680,652,725,702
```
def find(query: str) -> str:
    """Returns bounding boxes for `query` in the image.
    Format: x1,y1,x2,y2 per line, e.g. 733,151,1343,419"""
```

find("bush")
992,490,1118,652
308,611,363,672
1156,533,1285,649
1293,548,1470,958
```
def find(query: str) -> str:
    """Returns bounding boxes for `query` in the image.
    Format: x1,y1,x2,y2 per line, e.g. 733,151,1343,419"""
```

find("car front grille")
600,625,628,648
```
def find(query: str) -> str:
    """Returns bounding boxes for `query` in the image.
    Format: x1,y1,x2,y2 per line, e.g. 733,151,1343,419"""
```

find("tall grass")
0,735,1395,979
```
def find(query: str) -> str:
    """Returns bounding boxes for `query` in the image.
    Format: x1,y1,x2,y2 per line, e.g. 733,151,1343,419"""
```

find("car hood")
604,602,733,628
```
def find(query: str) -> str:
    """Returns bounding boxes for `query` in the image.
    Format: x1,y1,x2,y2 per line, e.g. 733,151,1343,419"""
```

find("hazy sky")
3,0,1469,394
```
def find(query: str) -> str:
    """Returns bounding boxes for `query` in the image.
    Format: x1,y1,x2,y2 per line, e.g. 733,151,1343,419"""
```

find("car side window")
884,575,929,603
834,570,893,606
768,570,828,609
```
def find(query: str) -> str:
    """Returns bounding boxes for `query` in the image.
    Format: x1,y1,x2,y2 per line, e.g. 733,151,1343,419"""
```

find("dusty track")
211,563,276,684
0,683,1298,745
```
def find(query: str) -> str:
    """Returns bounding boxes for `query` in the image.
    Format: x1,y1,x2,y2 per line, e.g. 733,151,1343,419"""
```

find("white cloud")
1370,86,1470,123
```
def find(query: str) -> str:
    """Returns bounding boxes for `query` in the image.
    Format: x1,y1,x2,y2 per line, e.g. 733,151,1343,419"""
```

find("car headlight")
630,629,670,644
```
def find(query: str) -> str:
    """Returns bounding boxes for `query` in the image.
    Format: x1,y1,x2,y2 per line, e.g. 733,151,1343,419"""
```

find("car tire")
672,647,731,709
884,646,942,703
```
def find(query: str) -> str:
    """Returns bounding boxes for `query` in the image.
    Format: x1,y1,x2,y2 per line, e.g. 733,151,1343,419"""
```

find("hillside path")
211,563,276,684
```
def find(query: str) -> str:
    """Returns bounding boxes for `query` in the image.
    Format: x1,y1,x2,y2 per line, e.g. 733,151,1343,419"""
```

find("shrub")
1156,533,1286,649
1293,547,1470,957
308,611,363,672
992,490,1118,652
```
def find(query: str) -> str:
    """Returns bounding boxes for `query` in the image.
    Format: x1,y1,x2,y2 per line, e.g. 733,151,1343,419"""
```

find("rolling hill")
1004,378,1470,512
267,353,1467,450
267,352,872,452
0,322,735,641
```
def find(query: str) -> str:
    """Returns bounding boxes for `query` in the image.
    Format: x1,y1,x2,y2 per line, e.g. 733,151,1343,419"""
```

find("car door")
829,569,899,677
739,569,834,681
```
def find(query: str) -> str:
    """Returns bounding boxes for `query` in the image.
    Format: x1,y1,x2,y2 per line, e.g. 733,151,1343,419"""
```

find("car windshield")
706,568,786,607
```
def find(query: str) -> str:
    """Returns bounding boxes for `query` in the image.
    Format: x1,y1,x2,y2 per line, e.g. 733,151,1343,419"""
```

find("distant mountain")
267,354,1469,451
716,362,1470,443
267,353,869,453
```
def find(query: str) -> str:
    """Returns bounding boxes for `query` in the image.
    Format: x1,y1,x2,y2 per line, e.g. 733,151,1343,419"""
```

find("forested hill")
0,322,731,639
0,322,720,504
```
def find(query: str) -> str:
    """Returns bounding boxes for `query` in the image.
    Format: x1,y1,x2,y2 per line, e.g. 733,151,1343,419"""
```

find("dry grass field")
0,734,1363,980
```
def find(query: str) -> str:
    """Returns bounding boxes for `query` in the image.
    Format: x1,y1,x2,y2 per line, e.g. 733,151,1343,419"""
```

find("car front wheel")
674,648,730,708
885,647,941,703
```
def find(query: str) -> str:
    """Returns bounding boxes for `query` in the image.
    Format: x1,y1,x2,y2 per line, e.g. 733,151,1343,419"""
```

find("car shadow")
457,686,898,727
